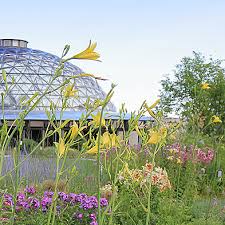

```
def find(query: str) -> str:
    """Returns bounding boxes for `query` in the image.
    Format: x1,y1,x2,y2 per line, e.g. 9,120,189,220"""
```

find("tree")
159,52,225,134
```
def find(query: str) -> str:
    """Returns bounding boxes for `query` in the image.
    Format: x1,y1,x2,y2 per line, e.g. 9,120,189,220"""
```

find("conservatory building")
0,39,150,146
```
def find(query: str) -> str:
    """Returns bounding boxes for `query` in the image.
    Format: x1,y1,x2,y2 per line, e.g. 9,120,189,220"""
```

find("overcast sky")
1,0,225,111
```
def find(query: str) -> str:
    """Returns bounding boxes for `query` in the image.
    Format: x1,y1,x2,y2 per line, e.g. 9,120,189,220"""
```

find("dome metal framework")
0,39,116,112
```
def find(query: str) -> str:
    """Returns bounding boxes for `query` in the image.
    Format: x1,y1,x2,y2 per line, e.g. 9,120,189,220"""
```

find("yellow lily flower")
201,83,210,90
102,132,111,147
148,131,161,144
110,133,119,147
70,122,79,139
212,115,222,123
63,84,77,97
57,138,66,157
102,132,119,148
148,127,167,145
89,111,106,127
72,41,100,61
86,145,98,154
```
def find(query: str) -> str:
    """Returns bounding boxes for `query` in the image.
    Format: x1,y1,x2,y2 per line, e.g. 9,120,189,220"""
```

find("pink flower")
197,149,214,164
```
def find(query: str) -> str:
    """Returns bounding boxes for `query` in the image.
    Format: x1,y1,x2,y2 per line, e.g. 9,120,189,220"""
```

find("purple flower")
24,186,36,195
73,212,83,220
76,193,88,203
44,191,54,198
20,201,30,210
17,192,25,201
90,221,98,225
89,213,97,221
4,194,13,200
100,198,108,207
58,192,68,201
80,196,98,210
28,197,40,209
3,194,13,206
68,193,77,204
56,205,61,212
41,196,52,209
42,207,47,213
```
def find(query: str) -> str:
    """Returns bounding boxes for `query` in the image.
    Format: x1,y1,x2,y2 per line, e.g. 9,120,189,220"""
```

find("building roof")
0,110,152,121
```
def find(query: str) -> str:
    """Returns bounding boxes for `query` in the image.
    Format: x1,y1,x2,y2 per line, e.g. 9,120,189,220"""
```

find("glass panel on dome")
19,41,27,48
3,40,12,47
12,40,19,47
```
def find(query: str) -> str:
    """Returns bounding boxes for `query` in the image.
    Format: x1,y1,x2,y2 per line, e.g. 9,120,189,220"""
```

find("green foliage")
156,197,193,224
159,52,225,134
190,199,225,225
22,138,40,153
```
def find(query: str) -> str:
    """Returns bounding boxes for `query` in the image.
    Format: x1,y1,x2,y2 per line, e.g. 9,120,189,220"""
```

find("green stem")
145,145,160,225
176,164,181,200
47,156,60,225
11,126,23,224
97,108,104,225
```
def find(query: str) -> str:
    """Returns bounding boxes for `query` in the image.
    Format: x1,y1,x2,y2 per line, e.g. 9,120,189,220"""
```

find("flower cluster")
2,188,108,225
165,143,214,164
24,186,36,195
196,149,214,164
118,163,171,192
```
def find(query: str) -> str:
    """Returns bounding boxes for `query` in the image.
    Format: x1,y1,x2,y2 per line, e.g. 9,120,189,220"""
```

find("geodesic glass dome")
0,39,116,112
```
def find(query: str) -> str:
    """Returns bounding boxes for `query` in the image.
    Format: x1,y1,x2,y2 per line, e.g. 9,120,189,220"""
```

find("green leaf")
60,119,70,129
